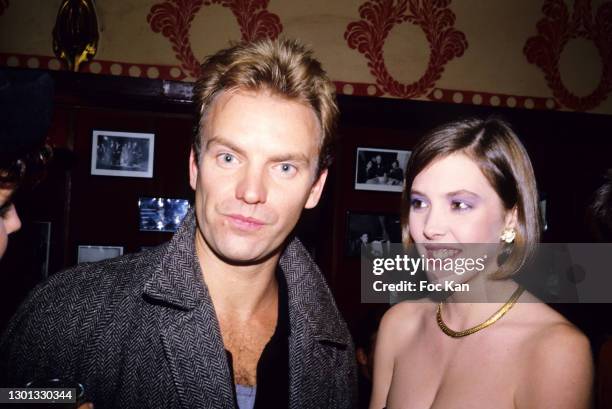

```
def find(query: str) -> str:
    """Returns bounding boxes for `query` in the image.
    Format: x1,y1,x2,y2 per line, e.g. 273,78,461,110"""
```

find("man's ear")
189,148,199,191
304,169,328,209
505,206,518,230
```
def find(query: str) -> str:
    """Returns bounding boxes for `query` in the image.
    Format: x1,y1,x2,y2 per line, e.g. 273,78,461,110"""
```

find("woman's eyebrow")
446,189,480,199
410,189,428,198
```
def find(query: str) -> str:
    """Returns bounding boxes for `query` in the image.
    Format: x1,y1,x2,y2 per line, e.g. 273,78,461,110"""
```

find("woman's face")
0,188,21,260
407,153,515,280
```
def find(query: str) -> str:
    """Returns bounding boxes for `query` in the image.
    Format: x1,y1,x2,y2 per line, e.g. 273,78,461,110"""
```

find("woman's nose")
4,204,21,235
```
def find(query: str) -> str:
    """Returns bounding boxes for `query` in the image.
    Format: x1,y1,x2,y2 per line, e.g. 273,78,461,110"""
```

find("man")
0,38,356,409
0,69,54,260
387,160,403,185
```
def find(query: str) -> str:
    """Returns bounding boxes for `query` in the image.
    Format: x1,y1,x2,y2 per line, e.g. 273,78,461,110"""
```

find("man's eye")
216,153,238,167
275,163,297,177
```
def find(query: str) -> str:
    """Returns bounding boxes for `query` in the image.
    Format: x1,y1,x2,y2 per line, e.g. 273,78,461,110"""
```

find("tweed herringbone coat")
0,210,357,408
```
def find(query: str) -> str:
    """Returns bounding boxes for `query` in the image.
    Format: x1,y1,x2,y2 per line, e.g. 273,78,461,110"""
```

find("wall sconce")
52,0,99,72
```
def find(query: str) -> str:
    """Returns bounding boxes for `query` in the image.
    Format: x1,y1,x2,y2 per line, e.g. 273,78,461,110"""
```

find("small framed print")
354,147,411,192
346,211,402,257
138,197,191,233
91,130,154,178
77,245,123,263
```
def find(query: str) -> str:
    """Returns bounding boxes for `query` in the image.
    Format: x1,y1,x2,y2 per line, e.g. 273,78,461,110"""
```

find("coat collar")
142,209,205,310
143,208,348,345
142,209,349,408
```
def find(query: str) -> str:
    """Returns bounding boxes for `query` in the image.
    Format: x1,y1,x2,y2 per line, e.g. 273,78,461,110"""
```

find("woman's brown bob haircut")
193,37,338,176
401,117,541,279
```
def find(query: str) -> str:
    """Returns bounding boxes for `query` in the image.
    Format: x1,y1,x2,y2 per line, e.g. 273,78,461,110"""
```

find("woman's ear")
505,206,518,230
402,221,411,246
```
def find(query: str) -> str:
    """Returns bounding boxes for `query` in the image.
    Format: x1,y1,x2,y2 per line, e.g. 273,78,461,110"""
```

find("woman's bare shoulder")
378,300,435,341
513,300,592,378
513,302,593,408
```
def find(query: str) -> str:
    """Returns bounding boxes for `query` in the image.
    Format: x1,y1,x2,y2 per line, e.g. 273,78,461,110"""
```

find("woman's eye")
0,203,9,218
410,198,428,210
451,200,471,211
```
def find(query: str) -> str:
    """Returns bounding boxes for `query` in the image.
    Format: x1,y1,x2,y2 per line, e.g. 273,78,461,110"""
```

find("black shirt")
226,268,290,409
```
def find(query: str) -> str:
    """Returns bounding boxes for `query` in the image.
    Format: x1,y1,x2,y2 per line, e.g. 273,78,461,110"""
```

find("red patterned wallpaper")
344,0,467,99
0,0,610,113
147,0,282,78
524,0,612,111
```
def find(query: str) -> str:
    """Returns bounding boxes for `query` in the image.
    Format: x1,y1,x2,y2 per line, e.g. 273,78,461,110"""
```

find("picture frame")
91,130,155,178
346,211,402,257
354,147,411,192
138,197,191,233
539,191,548,232
77,245,124,263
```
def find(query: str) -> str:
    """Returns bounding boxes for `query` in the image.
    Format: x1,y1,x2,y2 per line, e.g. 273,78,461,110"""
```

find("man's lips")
226,214,266,231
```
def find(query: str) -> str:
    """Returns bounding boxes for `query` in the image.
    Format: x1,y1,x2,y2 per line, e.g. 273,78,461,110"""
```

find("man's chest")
218,315,277,386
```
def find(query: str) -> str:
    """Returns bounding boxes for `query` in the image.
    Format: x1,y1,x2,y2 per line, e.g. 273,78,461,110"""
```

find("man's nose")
5,204,21,235
235,165,267,204
422,205,447,240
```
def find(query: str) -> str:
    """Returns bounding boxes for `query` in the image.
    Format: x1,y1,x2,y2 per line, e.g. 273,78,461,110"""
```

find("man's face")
0,188,21,259
189,90,327,264
375,155,382,164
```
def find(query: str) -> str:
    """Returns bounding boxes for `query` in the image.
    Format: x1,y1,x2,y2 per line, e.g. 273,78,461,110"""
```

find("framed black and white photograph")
139,197,191,233
77,245,123,263
91,130,155,178
354,147,411,192
346,212,402,257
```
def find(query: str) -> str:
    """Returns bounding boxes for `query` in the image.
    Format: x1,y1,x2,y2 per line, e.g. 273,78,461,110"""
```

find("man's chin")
210,242,283,266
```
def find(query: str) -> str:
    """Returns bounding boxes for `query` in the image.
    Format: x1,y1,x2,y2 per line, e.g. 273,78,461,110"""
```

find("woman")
370,118,592,409
0,69,55,260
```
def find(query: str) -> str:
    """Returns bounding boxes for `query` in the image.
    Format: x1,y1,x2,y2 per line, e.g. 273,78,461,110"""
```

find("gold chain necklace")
436,285,524,338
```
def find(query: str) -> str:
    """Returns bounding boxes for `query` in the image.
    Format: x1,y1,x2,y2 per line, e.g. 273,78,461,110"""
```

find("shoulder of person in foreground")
369,300,430,409
515,317,593,409
0,245,166,386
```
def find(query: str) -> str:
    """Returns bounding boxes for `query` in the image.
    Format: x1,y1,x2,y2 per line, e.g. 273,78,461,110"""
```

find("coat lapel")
143,210,235,409
280,238,349,409
142,211,349,409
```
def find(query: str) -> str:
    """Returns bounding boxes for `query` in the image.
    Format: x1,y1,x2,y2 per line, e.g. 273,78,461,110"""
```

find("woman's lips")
423,245,462,259
226,214,266,231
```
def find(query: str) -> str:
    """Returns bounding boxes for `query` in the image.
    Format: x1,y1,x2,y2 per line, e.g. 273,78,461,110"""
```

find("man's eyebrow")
205,136,245,156
206,136,312,165
268,153,311,165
